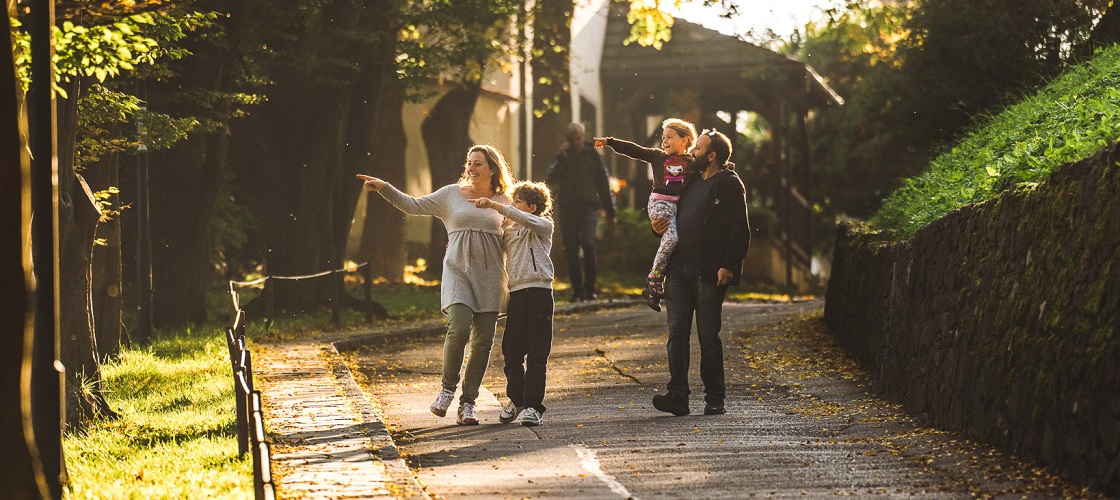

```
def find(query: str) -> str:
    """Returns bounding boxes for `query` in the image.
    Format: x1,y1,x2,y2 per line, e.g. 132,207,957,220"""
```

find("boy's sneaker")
499,400,521,424
518,407,543,426
641,287,662,312
652,392,689,416
457,402,479,425
430,388,455,417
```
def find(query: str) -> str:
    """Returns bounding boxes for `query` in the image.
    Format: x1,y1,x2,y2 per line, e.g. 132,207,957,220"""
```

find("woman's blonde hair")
460,144,514,196
661,118,697,150
511,181,553,216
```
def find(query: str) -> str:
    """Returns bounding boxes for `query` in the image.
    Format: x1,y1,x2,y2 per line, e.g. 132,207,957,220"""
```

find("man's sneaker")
430,388,455,417
641,287,662,312
652,392,689,416
499,400,521,424
703,401,726,415
518,407,543,426
457,402,479,425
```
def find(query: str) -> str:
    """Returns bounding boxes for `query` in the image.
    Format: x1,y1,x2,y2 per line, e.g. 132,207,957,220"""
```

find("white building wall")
570,0,609,136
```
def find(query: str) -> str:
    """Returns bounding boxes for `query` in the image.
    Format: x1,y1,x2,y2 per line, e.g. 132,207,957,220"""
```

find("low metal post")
363,262,373,324
264,279,274,333
331,270,341,327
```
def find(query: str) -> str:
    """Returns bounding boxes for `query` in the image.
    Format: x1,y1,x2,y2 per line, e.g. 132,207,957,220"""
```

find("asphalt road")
348,301,1105,499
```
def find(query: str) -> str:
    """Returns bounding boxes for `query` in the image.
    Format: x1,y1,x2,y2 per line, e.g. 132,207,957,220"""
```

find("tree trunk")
0,7,39,490
358,88,408,280
420,81,482,278
530,0,573,181
85,152,125,358
56,80,115,429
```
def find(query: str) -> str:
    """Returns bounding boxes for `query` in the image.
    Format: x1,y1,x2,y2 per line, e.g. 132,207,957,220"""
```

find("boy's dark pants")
503,287,555,413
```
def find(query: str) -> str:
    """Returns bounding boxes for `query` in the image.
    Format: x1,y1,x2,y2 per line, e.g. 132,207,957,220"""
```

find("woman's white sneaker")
430,389,455,417
457,402,479,425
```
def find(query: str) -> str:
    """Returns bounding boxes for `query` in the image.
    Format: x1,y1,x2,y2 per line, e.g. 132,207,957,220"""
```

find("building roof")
600,8,842,120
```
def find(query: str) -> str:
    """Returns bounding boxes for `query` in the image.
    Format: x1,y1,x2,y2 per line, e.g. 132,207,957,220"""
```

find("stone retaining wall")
824,143,1120,495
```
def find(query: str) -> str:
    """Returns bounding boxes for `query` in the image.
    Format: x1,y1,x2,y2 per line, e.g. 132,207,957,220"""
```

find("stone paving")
256,338,428,499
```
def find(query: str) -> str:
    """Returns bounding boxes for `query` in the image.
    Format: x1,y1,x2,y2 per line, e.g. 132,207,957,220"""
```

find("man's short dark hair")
703,129,733,166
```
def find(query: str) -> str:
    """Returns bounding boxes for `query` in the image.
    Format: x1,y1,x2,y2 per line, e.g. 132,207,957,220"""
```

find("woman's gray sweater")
379,184,509,314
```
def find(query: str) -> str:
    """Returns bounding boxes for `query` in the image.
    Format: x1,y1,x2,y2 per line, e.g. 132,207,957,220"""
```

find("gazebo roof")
600,8,842,120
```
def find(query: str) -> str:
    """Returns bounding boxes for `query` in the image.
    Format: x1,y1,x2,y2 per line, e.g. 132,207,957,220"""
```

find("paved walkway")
256,335,430,499
255,300,640,500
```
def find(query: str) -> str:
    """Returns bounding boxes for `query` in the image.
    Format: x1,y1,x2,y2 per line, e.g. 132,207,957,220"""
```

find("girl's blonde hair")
460,144,514,196
661,118,697,150
511,181,553,216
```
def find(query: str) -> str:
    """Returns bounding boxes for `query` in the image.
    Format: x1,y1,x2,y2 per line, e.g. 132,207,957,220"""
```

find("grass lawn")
63,327,252,499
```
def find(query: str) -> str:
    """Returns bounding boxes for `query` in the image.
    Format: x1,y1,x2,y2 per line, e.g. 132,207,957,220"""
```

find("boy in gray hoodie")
470,181,555,426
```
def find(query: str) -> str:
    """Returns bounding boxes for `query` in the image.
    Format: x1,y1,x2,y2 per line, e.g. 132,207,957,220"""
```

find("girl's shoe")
646,273,665,298
641,287,662,312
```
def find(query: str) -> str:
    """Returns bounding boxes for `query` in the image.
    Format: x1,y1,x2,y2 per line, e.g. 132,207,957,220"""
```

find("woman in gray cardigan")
357,145,514,425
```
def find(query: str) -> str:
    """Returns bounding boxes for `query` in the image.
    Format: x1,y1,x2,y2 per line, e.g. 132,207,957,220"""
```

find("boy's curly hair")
511,181,552,216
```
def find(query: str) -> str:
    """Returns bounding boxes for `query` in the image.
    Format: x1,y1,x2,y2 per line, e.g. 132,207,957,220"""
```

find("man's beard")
691,153,711,171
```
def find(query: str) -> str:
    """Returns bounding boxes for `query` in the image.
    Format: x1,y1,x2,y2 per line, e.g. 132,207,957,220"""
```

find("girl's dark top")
604,138,695,200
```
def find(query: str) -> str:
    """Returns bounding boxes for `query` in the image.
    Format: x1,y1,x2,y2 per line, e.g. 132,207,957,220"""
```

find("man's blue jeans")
664,258,727,403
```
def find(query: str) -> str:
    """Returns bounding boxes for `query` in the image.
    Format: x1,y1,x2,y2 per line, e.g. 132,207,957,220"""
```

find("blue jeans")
558,207,599,296
664,258,727,403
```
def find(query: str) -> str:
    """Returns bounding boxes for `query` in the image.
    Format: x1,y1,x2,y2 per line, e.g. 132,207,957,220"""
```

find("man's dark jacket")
544,141,615,217
672,165,751,286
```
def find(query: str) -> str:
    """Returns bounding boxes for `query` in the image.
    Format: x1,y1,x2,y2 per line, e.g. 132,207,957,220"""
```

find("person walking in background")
649,129,749,417
545,123,615,302
595,118,697,312
357,145,514,426
470,181,555,427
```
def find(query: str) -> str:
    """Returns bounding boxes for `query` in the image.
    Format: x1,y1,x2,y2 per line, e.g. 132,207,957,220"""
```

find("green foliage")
12,12,217,97
598,208,662,277
395,0,519,96
625,0,678,49
63,325,251,499
784,3,924,220
788,0,1112,224
873,44,1120,237
892,0,1108,149
76,84,197,170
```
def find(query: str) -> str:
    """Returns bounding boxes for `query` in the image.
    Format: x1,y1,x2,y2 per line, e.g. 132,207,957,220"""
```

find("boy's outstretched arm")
468,197,502,210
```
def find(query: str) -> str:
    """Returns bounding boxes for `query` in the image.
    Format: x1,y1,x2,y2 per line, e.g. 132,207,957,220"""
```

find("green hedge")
874,44,1120,238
